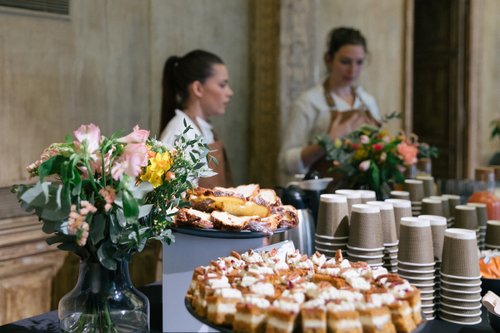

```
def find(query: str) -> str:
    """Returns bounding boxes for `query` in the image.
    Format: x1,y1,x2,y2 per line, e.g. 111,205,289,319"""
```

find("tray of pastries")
173,184,299,238
185,248,426,333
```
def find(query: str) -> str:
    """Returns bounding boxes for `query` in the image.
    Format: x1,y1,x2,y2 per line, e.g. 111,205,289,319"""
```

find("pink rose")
74,124,101,154
360,135,370,144
397,141,418,166
359,160,371,172
111,143,148,180
379,152,387,162
118,125,149,144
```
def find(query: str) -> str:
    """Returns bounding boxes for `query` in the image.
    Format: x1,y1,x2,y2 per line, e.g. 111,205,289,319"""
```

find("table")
0,282,494,333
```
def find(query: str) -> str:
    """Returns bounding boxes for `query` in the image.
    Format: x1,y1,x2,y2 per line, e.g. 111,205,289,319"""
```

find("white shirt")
278,83,380,177
159,109,215,147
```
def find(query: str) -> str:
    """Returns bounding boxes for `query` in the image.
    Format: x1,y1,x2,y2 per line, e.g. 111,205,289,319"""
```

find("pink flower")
372,143,384,151
351,143,360,150
111,143,148,180
360,135,370,144
359,160,371,171
118,125,149,144
74,124,101,154
397,141,418,166
379,152,387,162
99,186,116,212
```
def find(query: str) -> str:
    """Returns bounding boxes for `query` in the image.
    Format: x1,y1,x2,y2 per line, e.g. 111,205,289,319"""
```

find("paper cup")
417,175,436,197
347,204,383,249
366,201,398,245
438,312,482,325
421,198,444,216
404,179,425,202
419,215,447,261
467,203,488,227
485,220,500,246
454,205,479,230
385,199,412,238
316,194,349,238
398,217,434,264
390,190,410,200
439,300,481,309
440,228,480,278
357,190,376,203
440,289,481,300
335,190,362,216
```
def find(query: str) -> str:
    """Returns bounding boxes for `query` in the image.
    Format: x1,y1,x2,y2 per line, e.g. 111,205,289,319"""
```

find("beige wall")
0,0,151,187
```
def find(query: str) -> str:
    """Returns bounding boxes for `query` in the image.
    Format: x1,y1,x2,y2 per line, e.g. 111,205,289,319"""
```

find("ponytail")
160,56,180,134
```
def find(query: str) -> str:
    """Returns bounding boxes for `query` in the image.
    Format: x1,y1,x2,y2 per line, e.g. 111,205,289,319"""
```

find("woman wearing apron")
279,27,380,189
159,50,234,188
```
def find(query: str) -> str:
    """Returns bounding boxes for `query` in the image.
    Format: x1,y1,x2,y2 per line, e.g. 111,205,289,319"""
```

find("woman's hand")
327,110,377,139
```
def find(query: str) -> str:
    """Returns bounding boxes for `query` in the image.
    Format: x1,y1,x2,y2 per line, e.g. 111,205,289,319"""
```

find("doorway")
411,0,472,179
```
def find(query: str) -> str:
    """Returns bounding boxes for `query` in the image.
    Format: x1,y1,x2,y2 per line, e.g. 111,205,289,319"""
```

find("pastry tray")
185,297,428,332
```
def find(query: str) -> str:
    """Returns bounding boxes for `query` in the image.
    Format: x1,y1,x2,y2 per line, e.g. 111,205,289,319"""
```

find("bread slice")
211,211,254,230
175,208,213,229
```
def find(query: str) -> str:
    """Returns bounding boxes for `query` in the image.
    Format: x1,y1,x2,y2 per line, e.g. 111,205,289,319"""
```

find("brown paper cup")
398,217,434,263
440,228,480,277
367,201,398,244
440,282,481,293
485,220,500,246
441,194,460,218
419,215,447,261
316,194,349,238
467,203,488,227
421,198,444,216
438,312,482,325
404,179,425,202
357,190,376,203
440,289,481,301
335,189,362,216
417,175,436,197
439,300,481,309
390,190,410,200
347,204,383,249
398,268,435,279
454,205,479,230
385,199,412,238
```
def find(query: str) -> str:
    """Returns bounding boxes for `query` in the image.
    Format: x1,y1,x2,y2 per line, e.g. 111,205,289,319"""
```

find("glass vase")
58,260,149,333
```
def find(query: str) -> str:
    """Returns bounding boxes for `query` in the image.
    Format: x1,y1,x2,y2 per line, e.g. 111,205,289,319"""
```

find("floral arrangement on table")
317,113,438,199
11,122,213,270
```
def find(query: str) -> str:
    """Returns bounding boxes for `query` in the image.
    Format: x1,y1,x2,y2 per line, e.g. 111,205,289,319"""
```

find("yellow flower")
353,147,368,160
334,138,342,148
140,151,173,188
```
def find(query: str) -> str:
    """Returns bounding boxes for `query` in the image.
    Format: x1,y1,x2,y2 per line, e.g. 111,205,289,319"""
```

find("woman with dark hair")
279,27,380,183
159,49,234,187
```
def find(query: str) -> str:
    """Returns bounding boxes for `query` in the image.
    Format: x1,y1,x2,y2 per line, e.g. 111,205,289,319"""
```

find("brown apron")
310,81,379,191
198,132,233,189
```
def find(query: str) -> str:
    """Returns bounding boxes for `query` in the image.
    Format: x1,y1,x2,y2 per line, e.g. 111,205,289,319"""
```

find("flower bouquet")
11,122,212,332
317,113,438,199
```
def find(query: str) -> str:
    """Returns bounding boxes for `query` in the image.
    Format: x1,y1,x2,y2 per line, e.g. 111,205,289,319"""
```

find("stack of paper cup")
439,228,482,325
398,216,436,319
467,203,488,250
367,201,398,273
420,215,447,307
346,204,384,267
385,198,412,238
314,194,350,258
442,194,461,227
335,189,362,217
404,179,425,216
485,220,500,250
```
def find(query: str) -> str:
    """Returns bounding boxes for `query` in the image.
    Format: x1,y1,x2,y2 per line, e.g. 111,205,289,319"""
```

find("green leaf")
89,213,106,244
122,190,139,223
38,155,66,180
370,163,380,191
